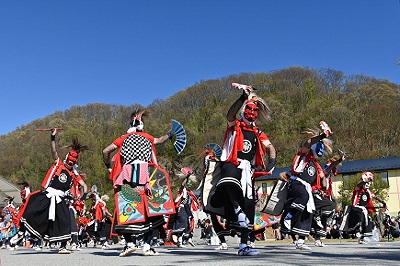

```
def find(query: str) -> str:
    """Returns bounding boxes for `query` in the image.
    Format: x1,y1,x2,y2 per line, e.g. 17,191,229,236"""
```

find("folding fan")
178,167,197,182
91,185,98,194
204,143,222,158
171,119,186,154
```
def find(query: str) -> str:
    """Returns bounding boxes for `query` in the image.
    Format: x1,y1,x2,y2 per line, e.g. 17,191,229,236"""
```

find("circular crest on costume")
307,165,316,177
361,194,368,201
59,173,68,183
243,139,252,153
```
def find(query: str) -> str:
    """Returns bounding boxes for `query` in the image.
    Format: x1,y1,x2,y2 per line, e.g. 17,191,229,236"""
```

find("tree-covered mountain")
1,67,399,202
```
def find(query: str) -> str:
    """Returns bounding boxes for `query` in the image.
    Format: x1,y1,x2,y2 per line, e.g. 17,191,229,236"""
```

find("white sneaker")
314,241,327,247
142,248,159,256
177,242,186,248
358,239,368,244
9,245,19,251
215,243,228,250
10,233,24,245
71,243,82,251
58,248,71,254
296,242,312,250
238,245,259,256
249,242,255,248
34,246,42,251
119,245,136,257
102,243,110,250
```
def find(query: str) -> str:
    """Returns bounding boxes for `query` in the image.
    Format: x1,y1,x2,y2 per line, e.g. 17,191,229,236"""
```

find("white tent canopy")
0,176,22,208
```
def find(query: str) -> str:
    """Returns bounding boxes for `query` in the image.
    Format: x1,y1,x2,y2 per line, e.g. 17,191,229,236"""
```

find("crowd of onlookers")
3,206,400,251
271,210,400,241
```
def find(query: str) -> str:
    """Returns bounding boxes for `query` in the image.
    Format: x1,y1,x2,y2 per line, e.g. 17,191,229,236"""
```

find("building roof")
338,156,400,174
0,176,22,207
256,156,400,182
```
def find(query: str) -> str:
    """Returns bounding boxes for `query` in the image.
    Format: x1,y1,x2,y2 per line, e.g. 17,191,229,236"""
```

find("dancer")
311,153,345,247
209,83,276,256
87,192,112,249
341,171,386,244
170,168,199,247
198,145,230,250
68,171,88,251
10,182,32,248
20,129,89,254
103,109,178,257
280,122,333,250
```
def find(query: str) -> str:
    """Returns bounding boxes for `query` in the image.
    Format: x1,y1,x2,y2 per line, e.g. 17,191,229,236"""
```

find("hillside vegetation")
0,67,399,201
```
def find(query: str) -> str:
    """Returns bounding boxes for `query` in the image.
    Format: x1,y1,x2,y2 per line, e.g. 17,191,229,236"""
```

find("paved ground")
1,239,400,266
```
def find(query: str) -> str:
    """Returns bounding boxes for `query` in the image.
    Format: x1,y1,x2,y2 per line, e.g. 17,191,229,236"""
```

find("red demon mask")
66,150,79,166
243,100,259,122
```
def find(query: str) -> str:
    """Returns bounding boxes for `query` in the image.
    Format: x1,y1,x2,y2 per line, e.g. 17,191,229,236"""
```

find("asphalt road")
1,239,400,266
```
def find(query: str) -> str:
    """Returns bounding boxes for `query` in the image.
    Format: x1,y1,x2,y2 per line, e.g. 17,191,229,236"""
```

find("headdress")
3,196,14,202
362,171,374,182
63,137,89,167
128,109,148,133
101,194,110,202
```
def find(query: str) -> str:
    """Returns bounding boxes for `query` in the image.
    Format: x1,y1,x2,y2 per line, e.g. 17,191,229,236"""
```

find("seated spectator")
389,217,400,238
200,219,213,244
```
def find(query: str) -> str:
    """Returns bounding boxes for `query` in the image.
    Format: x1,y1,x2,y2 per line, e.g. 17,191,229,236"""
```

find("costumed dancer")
20,129,89,254
280,122,333,250
209,83,276,256
200,146,230,250
340,171,386,244
310,152,345,247
77,211,91,248
72,198,87,248
103,109,178,257
170,167,199,247
10,182,31,249
87,189,113,249
68,170,88,251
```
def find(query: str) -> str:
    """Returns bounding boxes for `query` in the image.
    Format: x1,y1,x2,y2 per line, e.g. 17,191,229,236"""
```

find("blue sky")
1,1,399,136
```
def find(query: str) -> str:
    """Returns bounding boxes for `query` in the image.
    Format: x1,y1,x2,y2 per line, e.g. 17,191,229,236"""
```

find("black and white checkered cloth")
121,134,152,164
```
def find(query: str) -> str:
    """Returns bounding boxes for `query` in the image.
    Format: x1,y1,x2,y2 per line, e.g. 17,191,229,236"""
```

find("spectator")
389,217,400,238
200,219,213,244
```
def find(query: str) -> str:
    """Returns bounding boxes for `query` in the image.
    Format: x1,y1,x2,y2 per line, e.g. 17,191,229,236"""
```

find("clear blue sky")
1,1,399,136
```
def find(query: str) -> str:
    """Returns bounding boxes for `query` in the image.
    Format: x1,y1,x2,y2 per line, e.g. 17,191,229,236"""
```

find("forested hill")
0,66,399,198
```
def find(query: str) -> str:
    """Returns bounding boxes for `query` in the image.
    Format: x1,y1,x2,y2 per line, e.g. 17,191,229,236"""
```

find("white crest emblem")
59,173,68,183
361,194,368,202
243,140,252,153
307,165,316,177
